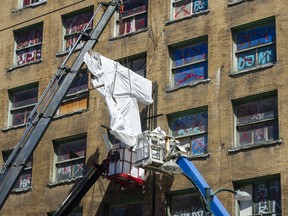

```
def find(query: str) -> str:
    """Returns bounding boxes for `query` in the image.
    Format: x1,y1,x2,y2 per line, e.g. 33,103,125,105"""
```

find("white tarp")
83,52,153,148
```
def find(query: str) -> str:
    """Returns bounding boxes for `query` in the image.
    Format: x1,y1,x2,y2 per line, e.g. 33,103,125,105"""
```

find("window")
14,24,43,66
169,108,208,156
23,0,45,7
168,191,204,215
120,54,147,77
62,10,93,52
116,0,148,36
234,95,278,147
2,150,33,190
233,19,276,72
172,0,208,20
53,136,86,182
235,178,281,216
108,202,142,216
9,84,38,127
48,207,83,216
58,69,89,115
170,38,208,88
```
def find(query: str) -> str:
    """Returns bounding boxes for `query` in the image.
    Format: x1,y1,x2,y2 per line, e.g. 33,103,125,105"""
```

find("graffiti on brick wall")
236,23,276,71
173,0,208,19
16,28,42,65
64,12,93,51
173,42,208,87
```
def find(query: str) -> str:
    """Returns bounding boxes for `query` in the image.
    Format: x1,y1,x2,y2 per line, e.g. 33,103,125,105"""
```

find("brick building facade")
0,0,287,215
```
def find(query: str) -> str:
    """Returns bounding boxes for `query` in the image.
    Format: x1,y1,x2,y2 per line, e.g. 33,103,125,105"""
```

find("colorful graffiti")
237,98,278,145
254,181,281,215
173,0,208,19
16,27,42,66
170,111,208,155
173,42,208,87
236,23,276,71
63,11,93,51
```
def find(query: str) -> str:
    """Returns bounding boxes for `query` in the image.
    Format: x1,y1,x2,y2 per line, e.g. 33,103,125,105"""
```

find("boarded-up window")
58,70,89,115
235,96,278,147
2,150,33,190
117,0,148,36
14,24,43,66
172,0,208,20
170,39,208,88
169,108,208,156
62,11,93,52
9,84,38,126
53,137,86,182
233,20,276,72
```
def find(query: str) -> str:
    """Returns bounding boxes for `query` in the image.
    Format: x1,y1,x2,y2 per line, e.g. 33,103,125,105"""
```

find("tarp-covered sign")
84,52,153,148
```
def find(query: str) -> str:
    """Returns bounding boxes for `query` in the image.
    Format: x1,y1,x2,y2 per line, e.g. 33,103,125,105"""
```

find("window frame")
53,136,87,183
168,107,208,157
232,18,276,74
13,23,43,67
233,93,279,149
8,83,38,127
171,0,208,21
169,36,209,89
118,54,147,77
57,69,90,116
22,0,46,8
166,189,205,216
105,200,143,216
115,0,148,37
234,176,281,216
2,149,33,191
61,9,93,53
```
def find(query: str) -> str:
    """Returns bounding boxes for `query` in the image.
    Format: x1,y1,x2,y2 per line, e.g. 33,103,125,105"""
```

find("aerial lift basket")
106,148,145,187
133,131,165,168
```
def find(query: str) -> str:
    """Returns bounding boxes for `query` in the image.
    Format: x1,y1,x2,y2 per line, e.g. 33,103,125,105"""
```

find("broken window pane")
172,0,208,20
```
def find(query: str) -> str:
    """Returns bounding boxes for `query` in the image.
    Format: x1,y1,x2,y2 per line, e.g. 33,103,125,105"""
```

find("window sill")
186,153,210,160
7,59,43,72
12,0,47,13
165,78,210,93
229,62,275,77
165,10,210,26
228,0,254,7
11,187,32,194
2,123,27,132
109,28,148,42
47,177,83,188
56,47,82,57
54,108,89,120
228,139,282,154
